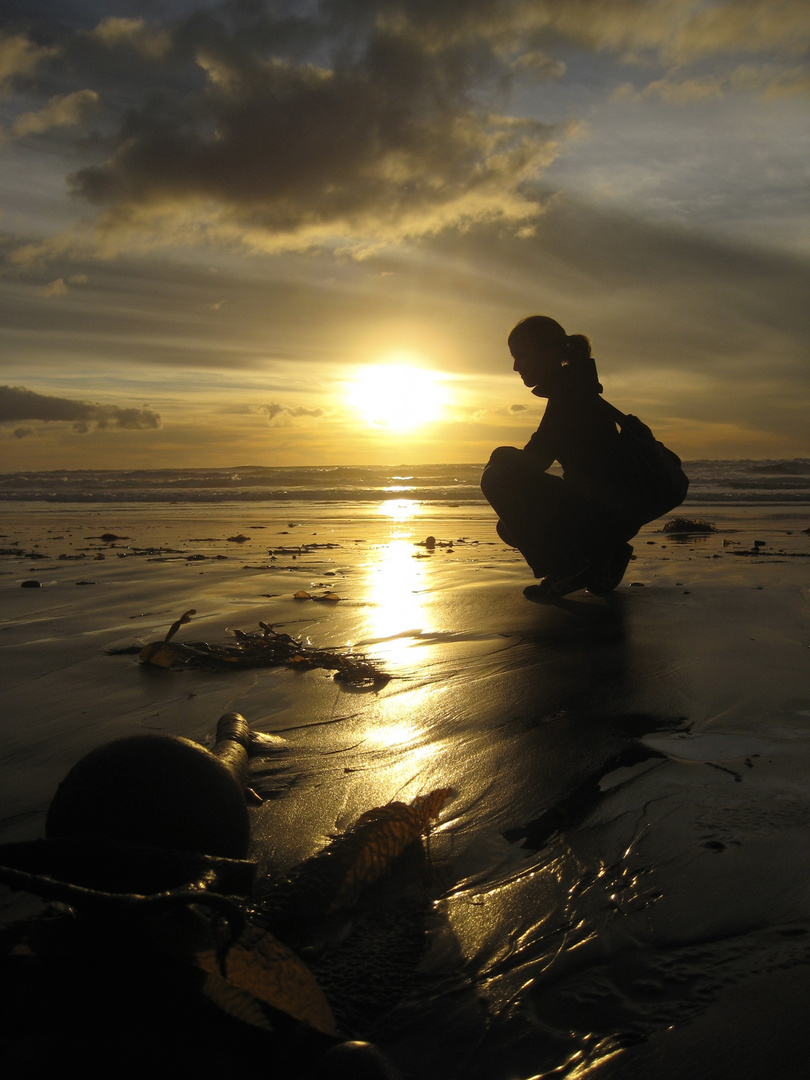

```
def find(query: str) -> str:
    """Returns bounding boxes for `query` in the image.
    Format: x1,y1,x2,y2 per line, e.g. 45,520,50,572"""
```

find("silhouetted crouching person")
482,316,647,600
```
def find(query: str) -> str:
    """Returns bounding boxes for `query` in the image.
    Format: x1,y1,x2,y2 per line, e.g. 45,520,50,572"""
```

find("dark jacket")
523,359,626,509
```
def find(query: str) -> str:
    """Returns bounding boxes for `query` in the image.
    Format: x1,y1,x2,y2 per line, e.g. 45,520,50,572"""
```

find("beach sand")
2,500,810,1078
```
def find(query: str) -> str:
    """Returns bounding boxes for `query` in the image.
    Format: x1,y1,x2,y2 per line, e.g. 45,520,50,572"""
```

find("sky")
1,0,808,469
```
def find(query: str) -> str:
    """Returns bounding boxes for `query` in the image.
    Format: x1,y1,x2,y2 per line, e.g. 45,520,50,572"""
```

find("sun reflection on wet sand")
345,502,447,794
362,538,425,657
377,497,422,522
365,720,421,747
360,499,430,668
362,716,439,766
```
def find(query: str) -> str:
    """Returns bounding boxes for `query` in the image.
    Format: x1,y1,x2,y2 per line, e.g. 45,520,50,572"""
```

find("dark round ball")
313,1041,400,1080
45,734,250,858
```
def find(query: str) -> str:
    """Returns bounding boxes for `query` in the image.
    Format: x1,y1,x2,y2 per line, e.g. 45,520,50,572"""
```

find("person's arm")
523,420,555,470
522,394,559,470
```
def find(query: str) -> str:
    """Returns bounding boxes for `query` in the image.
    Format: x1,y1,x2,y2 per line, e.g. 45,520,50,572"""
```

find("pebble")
20,579,41,588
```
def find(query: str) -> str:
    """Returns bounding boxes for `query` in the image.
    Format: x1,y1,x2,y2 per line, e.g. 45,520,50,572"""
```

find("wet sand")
2,501,810,1078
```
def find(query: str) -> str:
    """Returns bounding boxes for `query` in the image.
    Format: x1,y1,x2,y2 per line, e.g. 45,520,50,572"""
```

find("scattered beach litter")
134,609,390,687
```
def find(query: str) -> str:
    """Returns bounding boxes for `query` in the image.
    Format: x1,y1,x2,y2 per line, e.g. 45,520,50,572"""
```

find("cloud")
252,403,326,425
220,402,326,426
55,4,570,256
7,1,806,263
0,31,58,92
38,278,70,298
612,63,810,104
88,17,172,61
510,51,566,80
1,89,99,144
0,385,161,430
536,0,810,63
37,273,89,297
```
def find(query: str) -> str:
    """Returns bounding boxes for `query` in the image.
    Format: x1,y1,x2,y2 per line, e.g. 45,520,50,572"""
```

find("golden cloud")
3,90,99,142
89,17,172,61
0,32,58,92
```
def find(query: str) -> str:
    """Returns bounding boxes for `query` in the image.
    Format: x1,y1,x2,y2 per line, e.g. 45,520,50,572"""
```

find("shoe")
524,561,592,601
586,543,633,595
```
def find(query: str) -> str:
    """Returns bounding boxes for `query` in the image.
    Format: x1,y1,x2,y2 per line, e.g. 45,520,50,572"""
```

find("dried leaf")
196,922,337,1036
202,972,274,1031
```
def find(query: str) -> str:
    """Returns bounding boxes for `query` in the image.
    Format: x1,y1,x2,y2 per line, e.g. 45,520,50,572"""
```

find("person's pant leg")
481,447,596,577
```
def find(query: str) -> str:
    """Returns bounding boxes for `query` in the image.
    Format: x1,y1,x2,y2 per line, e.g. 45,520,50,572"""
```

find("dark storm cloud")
3,1,806,258
0,2,571,255
66,9,557,249
0,385,161,430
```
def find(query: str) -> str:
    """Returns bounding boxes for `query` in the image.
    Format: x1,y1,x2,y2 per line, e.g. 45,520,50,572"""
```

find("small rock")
21,579,42,588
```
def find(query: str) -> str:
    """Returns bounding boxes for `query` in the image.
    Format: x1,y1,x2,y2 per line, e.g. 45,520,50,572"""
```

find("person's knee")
481,446,522,495
487,445,522,468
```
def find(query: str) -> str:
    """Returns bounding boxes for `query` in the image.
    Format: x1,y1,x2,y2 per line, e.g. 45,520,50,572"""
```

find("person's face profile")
511,342,555,393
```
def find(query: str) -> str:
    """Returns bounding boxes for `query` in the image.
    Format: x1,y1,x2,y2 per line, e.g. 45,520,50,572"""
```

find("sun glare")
348,360,445,431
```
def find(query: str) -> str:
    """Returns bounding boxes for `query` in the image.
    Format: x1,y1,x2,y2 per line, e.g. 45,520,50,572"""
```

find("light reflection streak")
363,718,438,767
377,497,421,522
363,535,427,663
354,523,443,783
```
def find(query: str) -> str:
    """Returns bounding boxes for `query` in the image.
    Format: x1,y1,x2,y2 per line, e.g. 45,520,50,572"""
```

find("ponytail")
564,333,592,364
508,317,599,389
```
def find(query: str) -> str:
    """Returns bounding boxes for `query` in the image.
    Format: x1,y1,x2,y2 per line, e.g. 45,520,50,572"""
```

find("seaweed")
661,517,716,534
137,610,390,688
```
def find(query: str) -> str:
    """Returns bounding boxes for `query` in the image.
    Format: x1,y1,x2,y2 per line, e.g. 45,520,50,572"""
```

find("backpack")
601,399,689,524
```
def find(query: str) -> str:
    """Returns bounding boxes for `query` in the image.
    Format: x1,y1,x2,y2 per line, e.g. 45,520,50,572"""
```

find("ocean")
0,459,809,504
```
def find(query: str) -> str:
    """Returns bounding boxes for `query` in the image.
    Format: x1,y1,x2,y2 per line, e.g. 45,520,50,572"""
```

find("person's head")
507,315,592,394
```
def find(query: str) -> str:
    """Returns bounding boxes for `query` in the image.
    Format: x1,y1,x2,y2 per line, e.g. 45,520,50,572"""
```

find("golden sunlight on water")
364,535,426,659
378,497,421,522
348,499,446,792
361,717,439,768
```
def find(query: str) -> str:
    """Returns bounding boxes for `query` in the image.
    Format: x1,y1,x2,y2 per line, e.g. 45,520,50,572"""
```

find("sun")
348,360,446,431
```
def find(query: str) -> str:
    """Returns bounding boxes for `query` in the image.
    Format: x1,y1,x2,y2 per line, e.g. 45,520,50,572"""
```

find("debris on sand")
85,533,131,542
661,517,716,535
135,610,389,687
416,535,453,549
